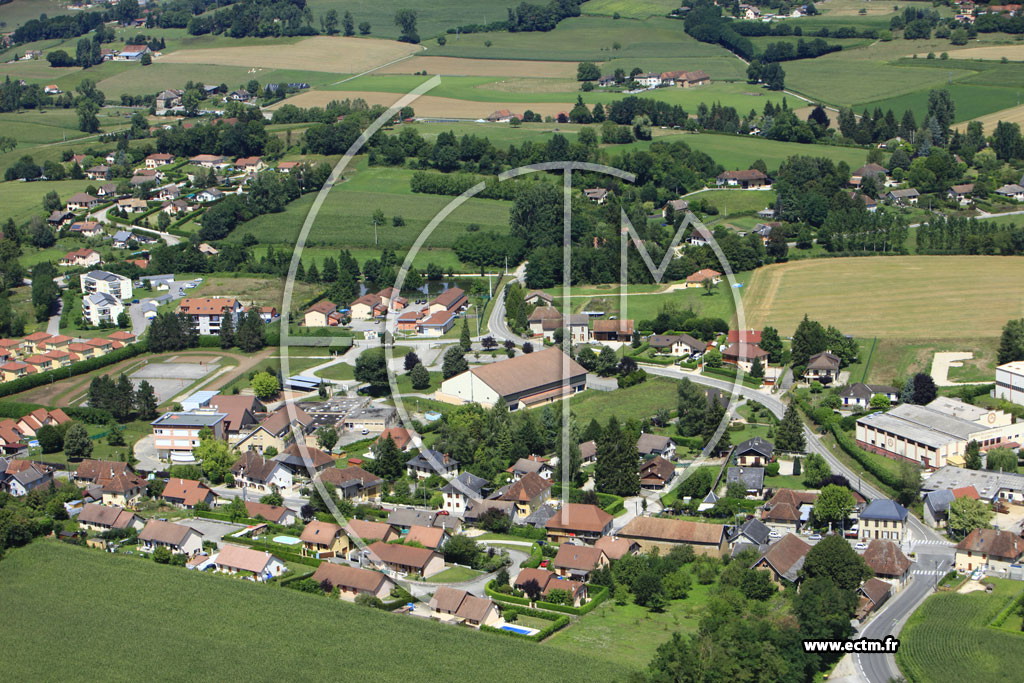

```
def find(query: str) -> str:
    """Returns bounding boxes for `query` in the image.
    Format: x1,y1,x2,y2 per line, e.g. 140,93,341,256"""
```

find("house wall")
304,311,329,327
435,373,501,408
860,518,905,543
955,549,1020,573
421,554,445,578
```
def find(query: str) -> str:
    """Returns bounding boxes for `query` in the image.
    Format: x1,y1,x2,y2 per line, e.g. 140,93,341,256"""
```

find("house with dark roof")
955,528,1024,573
618,516,727,556
387,508,438,532
311,563,397,602
859,500,909,543
464,499,516,525
886,188,920,205
508,456,553,481
495,471,552,517
441,471,489,517
580,439,597,464
428,287,468,315
862,539,911,589
231,451,293,492
138,520,204,556
637,433,676,460
272,443,334,477
728,518,772,548
923,489,956,528
839,383,899,409
406,449,458,480
751,533,811,586
727,466,765,496
2,460,52,496
733,437,774,466
805,351,841,383
76,503,144,533
639,456,676,490
208,395,263,440
856,578,892,621
722,342,768,373
233,404,312,455
593,319,634,343
513,567,588,606
716,169,769,188
552,543,609,580
318,466,383,502
647,333,705,356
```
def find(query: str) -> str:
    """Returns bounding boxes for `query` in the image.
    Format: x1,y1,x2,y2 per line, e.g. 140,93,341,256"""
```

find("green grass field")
897,578,1024,683
631,132,874,170
0,178,101,225
229,161,512,249
0,541,627,681
570,376,680,424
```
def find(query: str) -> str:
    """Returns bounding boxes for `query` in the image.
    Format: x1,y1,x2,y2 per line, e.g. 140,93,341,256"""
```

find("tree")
442,533,478,566
135,380,158,420
677,378,707,437
218,309,235,349
372,436,404,480
576,62,601,81
812,484,856,528
703,347,722,368
111,373,136,422
795,576,857,661
36,424,63,453
965,439,983,470
343,11,355,36
77,99,100,133
763,62,786,90
63,423,93,460
194,435,236,484
986,446,1019,473
760,326,783,364
948,496,994,538
404,350,421,373
904,372,937,405
321,9,339,34
235,310,266,353
776,404,806,453
632,569,665,609
117,311,130,329
359,21,371,35
251,371,280,400
460,316,471,351
410,363,431,390
663,567,693,599
223,496,248,522
152,546,172,564
596,346,618,376
803,452,831,487
394,9,419,43
354,348,389,393
441,345,468,379
750,356,764,379
521,578,542,602
316,426,338,453
801,535,873,590
260,491,284,507
869,393,891,410
896,460,922,507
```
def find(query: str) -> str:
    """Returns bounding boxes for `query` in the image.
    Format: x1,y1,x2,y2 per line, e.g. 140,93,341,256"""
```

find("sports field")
742,256,1024,338
158,36,420,74
0,541,626,681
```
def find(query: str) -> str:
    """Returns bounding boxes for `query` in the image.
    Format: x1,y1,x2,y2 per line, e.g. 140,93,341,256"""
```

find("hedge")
0,400,47,418
485,581,532,605
480,614,568,642
485,580,609,616
550,484,624,515
0,341,148,399
278,570,315,587
63,406,115,424
700,366,763,388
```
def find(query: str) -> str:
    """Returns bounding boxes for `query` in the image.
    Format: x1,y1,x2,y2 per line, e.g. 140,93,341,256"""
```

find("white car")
808,533,823,541
768,530,782,539
970,569,984,581
854,542,868,550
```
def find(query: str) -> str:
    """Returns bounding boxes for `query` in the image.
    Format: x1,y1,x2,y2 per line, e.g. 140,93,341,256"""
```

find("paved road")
486,263,528,345
46,297,63,334
402,545,530,600
642,363,953,683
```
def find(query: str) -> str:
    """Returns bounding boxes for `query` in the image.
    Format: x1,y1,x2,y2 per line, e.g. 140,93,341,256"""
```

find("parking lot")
130,360,220,403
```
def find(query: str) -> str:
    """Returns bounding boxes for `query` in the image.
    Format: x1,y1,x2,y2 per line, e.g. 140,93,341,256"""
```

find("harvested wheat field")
268,89,573,118
158,36,419,74
375,56,578,78
742,255,1024,338
955,103,1024,133
914,44,1024,61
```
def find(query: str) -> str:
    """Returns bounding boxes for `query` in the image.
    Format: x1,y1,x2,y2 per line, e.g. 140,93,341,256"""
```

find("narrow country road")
486,262,528,345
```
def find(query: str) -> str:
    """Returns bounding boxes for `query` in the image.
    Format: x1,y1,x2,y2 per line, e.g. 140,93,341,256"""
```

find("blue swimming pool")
273,535,302,545
500,625,534,635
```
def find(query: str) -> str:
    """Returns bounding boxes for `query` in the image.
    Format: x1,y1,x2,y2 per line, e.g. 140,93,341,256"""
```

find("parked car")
808,533,823,541
854,542,868,550
970,569,984,581
844,525,858,539
768,530,782,539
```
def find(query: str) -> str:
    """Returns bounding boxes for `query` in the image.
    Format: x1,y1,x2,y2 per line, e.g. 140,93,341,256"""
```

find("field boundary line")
330,46,427,86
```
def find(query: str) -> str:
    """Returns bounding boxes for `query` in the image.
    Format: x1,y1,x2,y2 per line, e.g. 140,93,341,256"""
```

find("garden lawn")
426,565,484,583
0,541,626,681
763,474,811,490
570,377,679,424
897,577,1024,683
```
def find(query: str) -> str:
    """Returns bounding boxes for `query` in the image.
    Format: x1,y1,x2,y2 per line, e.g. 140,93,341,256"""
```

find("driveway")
133,434,161,472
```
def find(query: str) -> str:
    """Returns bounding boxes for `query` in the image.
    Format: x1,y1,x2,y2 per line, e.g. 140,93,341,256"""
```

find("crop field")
273,88,574,118
187,275,319,310
919,45,1024,61
0,179,101,225
581,0,681,20
865,82,1019,128
0,541,626,682
956,103,1024,134
376,57,578,78
742,255,1024,339
304,0,516,41
158,36,420,74
229,162,512,249
897,578,1024,683
0,108,129,150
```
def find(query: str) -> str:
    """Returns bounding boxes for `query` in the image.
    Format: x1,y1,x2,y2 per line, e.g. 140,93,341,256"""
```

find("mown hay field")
742,255,1024,338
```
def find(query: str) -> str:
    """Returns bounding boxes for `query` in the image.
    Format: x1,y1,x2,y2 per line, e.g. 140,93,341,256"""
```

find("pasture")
581,0,681,20
742,255,1024,339
304,0,516,41
0,541,626,682
896,578,1024,683
157,36,419,74
0,178,102,225
692,188,777,215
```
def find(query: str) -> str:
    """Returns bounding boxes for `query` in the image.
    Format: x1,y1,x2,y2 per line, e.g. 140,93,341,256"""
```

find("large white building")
856,397,1020,469
82,292,125,326
80,270,133,301
436,346,587,411
177,297,243,335
995,361,1024,407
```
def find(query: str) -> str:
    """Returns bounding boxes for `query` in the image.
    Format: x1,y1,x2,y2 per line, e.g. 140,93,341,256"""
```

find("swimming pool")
500,625,536,635
273,535,302,545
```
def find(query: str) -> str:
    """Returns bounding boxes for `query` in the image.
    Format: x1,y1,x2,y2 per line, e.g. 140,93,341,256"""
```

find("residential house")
96,183,118,198
190,154,227,169
1,361,35,382
367,541,445,578
997,183,1024,201
839,383,899,409
3,460,53,495
486,109,518,122
859,499,909,543
924,486,979,527
684,268,722,288
513,567,588,606
594,535,640,560
386,508,438,532
21,354,54,374
496,471,553,517
151,412,227,461
300,520,352,559
213,544,287,581
112,230,133,249
637,433,676,460
82,293,124,326
524,290,554,306
304,300,338,327
235,156,265,174
619,517,728,556
688,226,713,246
507,457,553,481
0,421,28,455
647,333,704,356
428,287,468,315
19,332,50,355
429,587,501,628
728,518,772,549
47,209,74,226
850,163,888,187
464,499,516,526
234,404,312,455
15,407,70,437
851,192,878,212
277,161,301,173
85,165,111,181
887,188,920,205
948,183,974,205
68,220,104,237
346,519,398,543
99,471,147,508
751,533,812,587
639,456,676,490
319,466,384,502
243,501,296,526
805,351,841,383
722,342,768,373
545,503,614,544
259,306,278,323
863,539,912,590
155,184,181,201
117,44,150,61
177,297,243,335
117,198,149,213
406,449,458,480
231,450,293,492
716,169,769,188
955,528,1024,573
440,471,488,517
579,439,597,464
583,188,609,204
856,578,892,621
162,478,215,509
527,306,563,337
76,503,144,533
162,199,193,215
196,188,224,202
592,319,634,343
405,525,449,551
145,152,175,168
272,443,334,477
59,248,101,267
207,395,263,442
138,520,204,556
727,466,765,496
552,543,609,580
310,563,397,602
417,310,456,337
733,437,774,466
663,198,689,217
